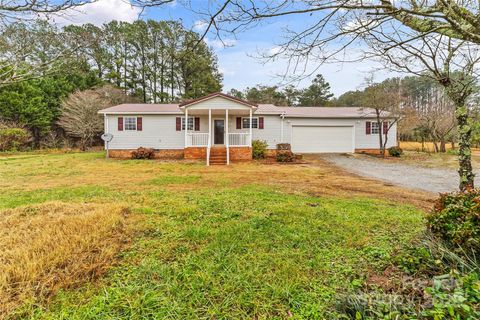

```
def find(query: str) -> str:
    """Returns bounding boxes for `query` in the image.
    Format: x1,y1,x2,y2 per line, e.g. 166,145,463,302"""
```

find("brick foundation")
109,149,184,159
355,148,388,156
184,147,207,160
229,147,252,162
109,147,252,162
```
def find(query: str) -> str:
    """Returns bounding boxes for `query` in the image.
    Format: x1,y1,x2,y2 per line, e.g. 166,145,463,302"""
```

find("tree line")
0,19,222,147
227,74,334,106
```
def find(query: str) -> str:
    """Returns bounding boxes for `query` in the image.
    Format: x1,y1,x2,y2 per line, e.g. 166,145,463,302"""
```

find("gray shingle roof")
98,103,182,114
99,102,388,118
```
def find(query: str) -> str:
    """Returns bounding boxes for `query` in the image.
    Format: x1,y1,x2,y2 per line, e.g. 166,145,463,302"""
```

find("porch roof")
179,92,257,109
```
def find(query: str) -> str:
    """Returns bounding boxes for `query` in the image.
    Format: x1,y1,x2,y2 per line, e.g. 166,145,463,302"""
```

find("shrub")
388,146,403,157
277,143,291,151
252,140,268,159
131,147,155,159
276,150,295,163
427,189,480,253
0,128,30,151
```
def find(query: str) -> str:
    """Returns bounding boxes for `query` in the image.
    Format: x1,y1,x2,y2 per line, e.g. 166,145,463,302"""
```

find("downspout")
280,112,285,143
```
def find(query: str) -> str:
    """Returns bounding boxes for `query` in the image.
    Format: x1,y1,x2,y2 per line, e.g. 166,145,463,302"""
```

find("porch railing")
186,133,209,147
228,133,251,146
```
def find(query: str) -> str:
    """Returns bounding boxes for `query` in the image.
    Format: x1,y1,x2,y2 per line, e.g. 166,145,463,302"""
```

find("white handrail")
187,133,209,147
228,133,251,146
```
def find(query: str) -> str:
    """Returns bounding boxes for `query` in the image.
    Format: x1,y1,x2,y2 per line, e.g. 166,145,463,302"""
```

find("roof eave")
98,111,183,115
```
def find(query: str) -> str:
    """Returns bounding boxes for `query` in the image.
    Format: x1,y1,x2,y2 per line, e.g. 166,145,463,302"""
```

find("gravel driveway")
320,154,479,193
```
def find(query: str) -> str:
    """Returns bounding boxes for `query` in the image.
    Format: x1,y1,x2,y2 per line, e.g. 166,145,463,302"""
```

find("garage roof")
256,105,389,118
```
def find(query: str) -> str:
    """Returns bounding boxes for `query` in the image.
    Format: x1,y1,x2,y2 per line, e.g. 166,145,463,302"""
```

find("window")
371,122,379,134
124,117,137,130
181,117,194,131
242,117,258,129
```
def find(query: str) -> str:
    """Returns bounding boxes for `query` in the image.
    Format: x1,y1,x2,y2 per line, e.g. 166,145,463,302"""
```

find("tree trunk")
432,138,439,153
439,139,446,153
456,105,474,190
32,127,41,149
375,110,384,157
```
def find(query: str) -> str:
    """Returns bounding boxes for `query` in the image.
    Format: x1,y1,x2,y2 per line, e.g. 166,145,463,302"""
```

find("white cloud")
205,37,237,49
47,0,141,26
193,20,208,32
267,46,282,56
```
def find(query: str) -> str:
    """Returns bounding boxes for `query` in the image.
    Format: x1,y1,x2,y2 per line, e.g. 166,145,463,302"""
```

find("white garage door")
291,126,354,153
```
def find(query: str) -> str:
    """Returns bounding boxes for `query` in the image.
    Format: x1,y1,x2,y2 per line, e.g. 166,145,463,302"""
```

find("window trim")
124,116,137,131
241,117,259,129
370,121,380,135
181,116,194,131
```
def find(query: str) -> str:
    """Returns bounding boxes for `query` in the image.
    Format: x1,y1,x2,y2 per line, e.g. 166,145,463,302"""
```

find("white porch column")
249,109,253,146
184,108,188,147
208,108,212,145
226,109,229,165
208,108,211,166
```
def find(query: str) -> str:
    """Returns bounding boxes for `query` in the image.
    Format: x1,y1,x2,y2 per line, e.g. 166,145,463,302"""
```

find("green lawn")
0,152,425,319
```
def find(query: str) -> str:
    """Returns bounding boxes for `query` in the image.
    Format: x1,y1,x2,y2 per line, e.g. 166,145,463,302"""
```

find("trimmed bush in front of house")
276,143,295,163
131,147,155,159
252,140,268,159
388,146,403,157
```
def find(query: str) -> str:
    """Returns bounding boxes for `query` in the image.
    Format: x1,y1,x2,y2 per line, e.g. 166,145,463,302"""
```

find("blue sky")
53,0,394,97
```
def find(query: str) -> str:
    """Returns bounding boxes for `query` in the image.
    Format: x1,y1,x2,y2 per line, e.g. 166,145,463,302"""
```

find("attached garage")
291,125,354,153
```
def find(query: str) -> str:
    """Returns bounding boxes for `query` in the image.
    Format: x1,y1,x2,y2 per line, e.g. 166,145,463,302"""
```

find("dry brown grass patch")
0,201,131,317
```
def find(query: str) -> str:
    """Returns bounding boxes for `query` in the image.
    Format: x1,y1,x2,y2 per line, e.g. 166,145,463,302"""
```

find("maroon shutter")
236,117,241,129
259,117,264,129
194,117,200,131
118,117,123,131
365,121,371,135
176,117,181,131
383,121,388,134
137,117,142,131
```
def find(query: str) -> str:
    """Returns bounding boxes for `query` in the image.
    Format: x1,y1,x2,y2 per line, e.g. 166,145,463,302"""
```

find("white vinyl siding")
185,96,252,110
104,114,397,151
283,118,397,151
107,115,185,150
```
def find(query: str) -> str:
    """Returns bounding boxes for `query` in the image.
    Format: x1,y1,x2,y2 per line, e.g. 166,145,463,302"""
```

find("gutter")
98,111,184,115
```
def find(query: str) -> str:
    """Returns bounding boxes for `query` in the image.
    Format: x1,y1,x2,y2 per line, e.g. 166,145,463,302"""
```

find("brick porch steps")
209,147,227,165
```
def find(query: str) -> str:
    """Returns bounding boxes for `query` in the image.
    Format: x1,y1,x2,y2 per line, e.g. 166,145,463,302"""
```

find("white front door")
291,126,354,153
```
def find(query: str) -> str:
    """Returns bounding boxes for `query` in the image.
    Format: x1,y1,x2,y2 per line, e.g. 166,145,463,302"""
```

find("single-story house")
98,92,397,164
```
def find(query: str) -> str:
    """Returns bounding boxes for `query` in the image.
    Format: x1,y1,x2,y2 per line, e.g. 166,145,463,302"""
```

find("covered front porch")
179,93,257,165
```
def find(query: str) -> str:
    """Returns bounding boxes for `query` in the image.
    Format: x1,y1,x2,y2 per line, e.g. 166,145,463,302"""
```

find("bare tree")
58,85,133,150
360,77,403,157
188,0,480,190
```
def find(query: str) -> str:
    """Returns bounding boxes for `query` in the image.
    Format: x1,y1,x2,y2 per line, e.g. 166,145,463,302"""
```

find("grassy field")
393,141,480,169
0,152,431,319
